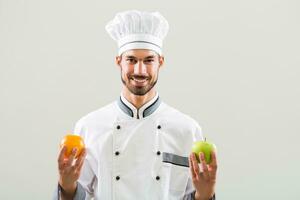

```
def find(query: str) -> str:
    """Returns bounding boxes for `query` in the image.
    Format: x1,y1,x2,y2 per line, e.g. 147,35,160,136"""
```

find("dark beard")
121,74,158,96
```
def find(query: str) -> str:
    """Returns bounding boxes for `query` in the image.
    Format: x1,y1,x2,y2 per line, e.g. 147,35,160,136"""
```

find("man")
54,10,217,200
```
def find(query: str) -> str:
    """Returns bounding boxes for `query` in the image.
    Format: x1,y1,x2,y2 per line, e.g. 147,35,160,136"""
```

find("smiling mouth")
130,76,149,83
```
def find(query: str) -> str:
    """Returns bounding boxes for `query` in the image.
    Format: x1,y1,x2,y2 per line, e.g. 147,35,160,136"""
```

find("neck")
122,87,157,109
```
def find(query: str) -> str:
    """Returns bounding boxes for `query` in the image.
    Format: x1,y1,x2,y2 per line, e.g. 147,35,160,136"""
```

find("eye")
144,59,154,64
126,58,137,64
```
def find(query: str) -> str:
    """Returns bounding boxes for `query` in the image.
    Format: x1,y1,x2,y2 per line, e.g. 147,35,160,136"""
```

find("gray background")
1,0,299,199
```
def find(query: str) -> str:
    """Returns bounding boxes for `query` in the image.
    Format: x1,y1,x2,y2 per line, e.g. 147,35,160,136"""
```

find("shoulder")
74,101,117,130
160,102,201,129
159,102,203,139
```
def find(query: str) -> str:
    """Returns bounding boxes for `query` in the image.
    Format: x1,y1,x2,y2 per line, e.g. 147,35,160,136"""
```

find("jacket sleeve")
53,182,86,200
183,189,216,200
192,119,204,142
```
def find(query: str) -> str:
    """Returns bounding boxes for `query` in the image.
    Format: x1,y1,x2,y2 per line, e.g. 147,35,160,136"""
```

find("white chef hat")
105,10,169,56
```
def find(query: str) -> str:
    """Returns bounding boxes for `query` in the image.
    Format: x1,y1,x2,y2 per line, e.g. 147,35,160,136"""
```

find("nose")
134,60,147,74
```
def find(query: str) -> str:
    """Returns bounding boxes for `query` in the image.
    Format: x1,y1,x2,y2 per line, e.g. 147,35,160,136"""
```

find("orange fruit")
60,134,85,158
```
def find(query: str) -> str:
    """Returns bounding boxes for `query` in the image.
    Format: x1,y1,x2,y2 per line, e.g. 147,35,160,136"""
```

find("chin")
128,86,149,96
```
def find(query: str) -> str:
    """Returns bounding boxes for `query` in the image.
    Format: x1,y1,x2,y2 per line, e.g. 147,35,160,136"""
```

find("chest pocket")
159,152,190,199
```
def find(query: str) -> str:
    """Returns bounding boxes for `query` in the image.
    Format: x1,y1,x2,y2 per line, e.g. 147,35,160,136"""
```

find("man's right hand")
57,146,86,199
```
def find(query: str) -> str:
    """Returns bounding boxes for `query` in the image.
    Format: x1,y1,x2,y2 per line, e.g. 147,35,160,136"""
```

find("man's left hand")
189,150,218,200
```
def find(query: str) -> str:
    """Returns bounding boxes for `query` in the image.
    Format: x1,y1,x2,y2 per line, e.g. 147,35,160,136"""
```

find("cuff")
189,191,216,200
55,182,86,200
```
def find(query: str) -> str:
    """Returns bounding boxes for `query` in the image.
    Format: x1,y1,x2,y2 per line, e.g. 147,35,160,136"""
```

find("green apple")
192,139,216,164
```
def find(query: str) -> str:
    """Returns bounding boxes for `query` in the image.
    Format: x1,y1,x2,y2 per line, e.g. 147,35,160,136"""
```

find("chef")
54,10,217,200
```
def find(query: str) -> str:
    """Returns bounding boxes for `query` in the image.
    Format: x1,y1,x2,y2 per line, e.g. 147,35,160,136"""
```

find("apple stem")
205,137,206,142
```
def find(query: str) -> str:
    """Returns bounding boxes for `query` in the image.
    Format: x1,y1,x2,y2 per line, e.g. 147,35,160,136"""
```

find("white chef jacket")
55,93,204,200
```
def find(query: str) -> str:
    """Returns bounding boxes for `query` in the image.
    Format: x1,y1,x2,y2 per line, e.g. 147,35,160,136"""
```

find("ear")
115,56,122,69
159,55,165,69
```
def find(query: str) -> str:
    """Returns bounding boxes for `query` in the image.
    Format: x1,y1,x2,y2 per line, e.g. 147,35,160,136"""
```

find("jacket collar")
117,92,161,119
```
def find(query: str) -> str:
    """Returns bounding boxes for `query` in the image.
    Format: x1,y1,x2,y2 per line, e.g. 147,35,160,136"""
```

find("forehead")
122,49,158,58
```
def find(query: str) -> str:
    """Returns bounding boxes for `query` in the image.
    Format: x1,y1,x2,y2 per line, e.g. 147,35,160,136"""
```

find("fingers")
189,153,197,179
67,148,78,166
58,145,87,177
190,153,201,180
58,146,67,170
76,155,86,173
210,150,218,169
74,148,86,169
58,146,66,162
189,152,213,181
209,151,218,180
77,148,87,161
199,152,210,181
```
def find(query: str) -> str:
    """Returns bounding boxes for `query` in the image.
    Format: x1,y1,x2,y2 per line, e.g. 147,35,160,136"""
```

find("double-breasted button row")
116,124,161,130
115,175,159,181
114,124,161,183
156,125,161,181
115,125,121,156
115,151,159,156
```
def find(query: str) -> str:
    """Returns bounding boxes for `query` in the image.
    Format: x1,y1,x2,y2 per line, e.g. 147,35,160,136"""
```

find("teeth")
132,78,147,82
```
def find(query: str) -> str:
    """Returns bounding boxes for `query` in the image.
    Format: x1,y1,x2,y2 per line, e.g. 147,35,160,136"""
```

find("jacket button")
156,176,160,181
116,176,120,180
157,125,161,129
115,151,120,156
116,125,121,129
156,151,161,156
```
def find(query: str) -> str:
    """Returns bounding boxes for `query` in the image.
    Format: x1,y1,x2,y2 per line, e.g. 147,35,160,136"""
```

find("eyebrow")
125,55,156,59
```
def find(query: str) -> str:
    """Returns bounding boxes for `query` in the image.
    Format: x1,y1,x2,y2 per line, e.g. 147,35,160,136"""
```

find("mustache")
128,74,150,79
